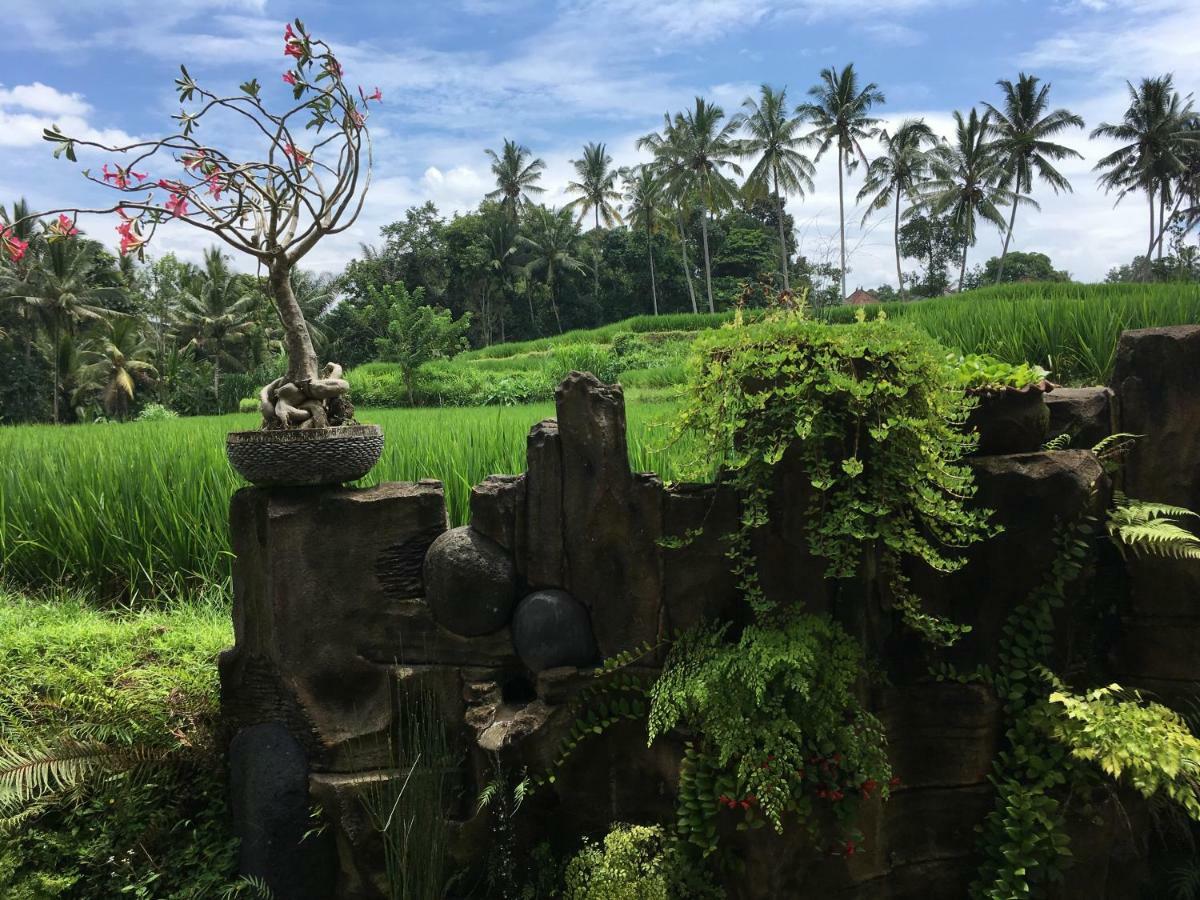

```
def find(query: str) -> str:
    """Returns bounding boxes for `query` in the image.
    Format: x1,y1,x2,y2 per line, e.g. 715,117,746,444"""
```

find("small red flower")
889,776,902,788
47,214,79,240
325,57,343,78
102,164,132,189
1,226,28,262
844,839,857,856
359,85,382,103
284,23,304,59
860,778,878,799
206,174,223,200
283,143,310,166
115,211,145,256
165,192,189,218
282,71,297,86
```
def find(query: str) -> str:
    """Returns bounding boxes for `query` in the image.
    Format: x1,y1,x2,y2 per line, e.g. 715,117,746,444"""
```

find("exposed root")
258,363,355,430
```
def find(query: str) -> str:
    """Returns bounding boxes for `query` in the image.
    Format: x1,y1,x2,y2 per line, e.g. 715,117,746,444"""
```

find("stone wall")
220,326,1200,900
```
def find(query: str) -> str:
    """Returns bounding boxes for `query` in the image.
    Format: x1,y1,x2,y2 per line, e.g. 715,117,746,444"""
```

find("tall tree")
797,63,885,300
670,98,744,312
920,108,1012,292
484,139,547,220
6,239,116,422
565,142,624,309
983,73,1085,283
738,85,815,293
856,118,937,292
173,262,258,413
622,166,667,315
519,206,585,334
637,115,700,313
1092,76,1199,269
79,316,157,419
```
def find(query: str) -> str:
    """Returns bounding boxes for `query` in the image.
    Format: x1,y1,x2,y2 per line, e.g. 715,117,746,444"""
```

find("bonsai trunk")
254,260,353,431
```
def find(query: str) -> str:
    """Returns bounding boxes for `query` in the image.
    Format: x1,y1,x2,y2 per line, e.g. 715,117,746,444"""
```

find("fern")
219,875,276,899
1091,431,1141,460
1107,492,1200,561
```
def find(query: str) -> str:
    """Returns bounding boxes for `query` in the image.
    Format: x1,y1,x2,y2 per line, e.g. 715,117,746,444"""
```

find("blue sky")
2,0,1198,284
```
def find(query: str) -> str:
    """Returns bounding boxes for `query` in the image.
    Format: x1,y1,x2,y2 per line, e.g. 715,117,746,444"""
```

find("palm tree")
6,238,117,422
173,264,259,413
668,98,744,312
485,139,547,220
484,208,522,342
1092,76,1199,267
738,85,815,293
856,119,937,292
919,109,1013,292
637,115,700,313
519,206,585,334
622,166,667,315
983,73,1085,283
565,142,624,308
79,316,157,419
798,64,885,300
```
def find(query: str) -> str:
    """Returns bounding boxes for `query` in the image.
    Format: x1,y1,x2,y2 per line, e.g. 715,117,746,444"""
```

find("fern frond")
1092,432,1141,459
1042,433,1072,451
0,737,175,810
1108,493,1200,561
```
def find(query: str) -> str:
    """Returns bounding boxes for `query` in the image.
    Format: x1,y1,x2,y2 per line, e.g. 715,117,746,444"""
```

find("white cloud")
0,83,91,117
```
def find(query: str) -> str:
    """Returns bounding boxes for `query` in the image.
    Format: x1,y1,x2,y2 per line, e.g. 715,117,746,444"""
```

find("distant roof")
844,289,879,306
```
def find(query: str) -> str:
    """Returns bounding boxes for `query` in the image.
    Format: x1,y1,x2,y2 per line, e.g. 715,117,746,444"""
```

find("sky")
1,0,1198,287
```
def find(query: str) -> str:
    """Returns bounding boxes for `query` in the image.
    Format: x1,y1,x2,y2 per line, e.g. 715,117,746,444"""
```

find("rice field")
818,282,1200,384
0,401,702,602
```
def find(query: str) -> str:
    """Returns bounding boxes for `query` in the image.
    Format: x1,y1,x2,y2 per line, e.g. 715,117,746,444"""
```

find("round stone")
512,589,600,672
423,526,516,637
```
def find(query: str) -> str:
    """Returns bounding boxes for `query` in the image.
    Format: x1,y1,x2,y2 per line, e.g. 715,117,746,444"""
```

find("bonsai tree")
0,19,376,430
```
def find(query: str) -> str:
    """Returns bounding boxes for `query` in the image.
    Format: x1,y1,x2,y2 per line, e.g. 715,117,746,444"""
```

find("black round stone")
423,526,516,636
512,589,600,672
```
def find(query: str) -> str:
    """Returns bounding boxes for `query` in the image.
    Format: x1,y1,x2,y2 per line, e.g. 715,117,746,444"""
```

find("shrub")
562,825,720,900
136,402,180,422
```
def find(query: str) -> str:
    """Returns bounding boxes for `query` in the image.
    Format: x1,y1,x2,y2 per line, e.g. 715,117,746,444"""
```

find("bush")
562,825,720,900
237,397,259,414
136,402,180,422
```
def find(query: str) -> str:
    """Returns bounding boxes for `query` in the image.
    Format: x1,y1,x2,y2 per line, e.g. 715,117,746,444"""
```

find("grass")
817,282,1200,384
0,400,701,602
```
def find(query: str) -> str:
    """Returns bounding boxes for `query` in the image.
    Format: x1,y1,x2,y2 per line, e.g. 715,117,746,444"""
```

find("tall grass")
818,282,1200,384
0,402,699,602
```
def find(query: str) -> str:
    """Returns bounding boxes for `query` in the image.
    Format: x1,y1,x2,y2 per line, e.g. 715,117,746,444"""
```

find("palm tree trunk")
958,243,969,293
51,320,59,425
996,191,1020,285
213,358,221,415
526,285,538,335
774,173,790,293
1146,187,1156,280
700,211,715,314
678,211,698,314
894,190,904,293
838,148,847,301
548,275,563,334
647,227,659,316
1158,189,1167,262
593,208,601,307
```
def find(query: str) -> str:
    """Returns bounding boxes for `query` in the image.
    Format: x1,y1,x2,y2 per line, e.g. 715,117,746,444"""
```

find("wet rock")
512,589,599,672
424,526,517,637
470,474,524,553
1045,386,1114,449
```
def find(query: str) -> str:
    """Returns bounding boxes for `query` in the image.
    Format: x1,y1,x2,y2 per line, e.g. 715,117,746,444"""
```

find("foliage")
136,402,179,421
562,825,721,900
944,352,1050,391
0,589,240,898
648,614,891,848
1045,685,1200,819
968,252,1071,287
678,315,991,589
1107,492,1200,560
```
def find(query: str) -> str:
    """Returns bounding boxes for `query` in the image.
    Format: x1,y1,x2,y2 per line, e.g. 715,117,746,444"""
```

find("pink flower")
115,212,145,256
165,192,189,218
359,85,382,103
284,23,304,59
283,143,310,166
102,164,129,189
324,57,343,78
48,214,79,239
181,151,207,173
206,174,223,200
282,71,297,86
1,227,28,262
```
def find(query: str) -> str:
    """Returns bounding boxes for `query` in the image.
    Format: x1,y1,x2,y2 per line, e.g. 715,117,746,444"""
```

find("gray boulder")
512,589,600,672
424,526,516,636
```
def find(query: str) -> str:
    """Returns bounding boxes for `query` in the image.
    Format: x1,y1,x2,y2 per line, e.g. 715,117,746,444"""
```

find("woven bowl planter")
226,424,384,487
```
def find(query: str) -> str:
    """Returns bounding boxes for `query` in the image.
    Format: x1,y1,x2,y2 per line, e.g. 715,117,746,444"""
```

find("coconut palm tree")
738,85,815,294
173,266,259,413
485,139,547,221
637,115,700,313
519,206,585,334
79,316,157,419
622,166,668,315
856,119,937,292
797,64,885,300
666,98,744,313
565,142,624,308
1092,76,1199,267
919,109,1013,292
6,238,117,422
983,73,1085,283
